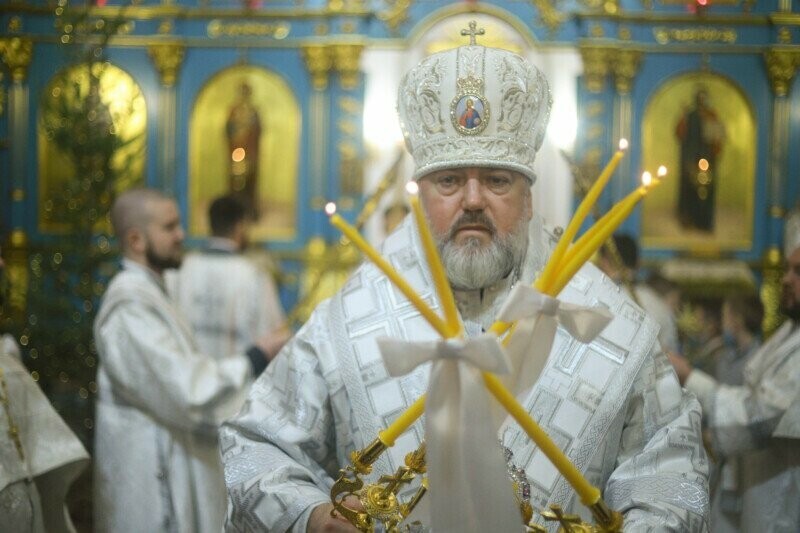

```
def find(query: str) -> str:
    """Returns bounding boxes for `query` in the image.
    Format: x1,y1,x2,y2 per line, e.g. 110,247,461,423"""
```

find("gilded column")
0,36,33,248
302,44,334,237
578,43,612,94
762,47,799,336
611,48,642,206
147,43,185,194
331,43,364,204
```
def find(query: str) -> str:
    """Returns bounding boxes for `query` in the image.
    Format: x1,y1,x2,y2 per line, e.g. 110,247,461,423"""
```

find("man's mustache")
446,212,497,241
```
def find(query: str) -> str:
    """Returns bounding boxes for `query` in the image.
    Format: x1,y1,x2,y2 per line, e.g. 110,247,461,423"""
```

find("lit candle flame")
657,165,667,178
698,158,709,171
618,138,629,151
405,181,419,195
641,171,653,188
325,202,337,216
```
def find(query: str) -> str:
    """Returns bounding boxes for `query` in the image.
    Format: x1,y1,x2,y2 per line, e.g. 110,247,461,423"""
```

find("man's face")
780,247,800,320
143,199,184,272
418,167,532,290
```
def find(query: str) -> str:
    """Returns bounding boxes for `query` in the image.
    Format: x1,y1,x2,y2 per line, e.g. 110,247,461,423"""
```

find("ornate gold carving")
764,48,800,97
302,45,333,90
147,43,185,87
0,37,32,83
778,27,792,44
579,43,612,93
530,0,566,31
338,139,363,195
206,20,290,39
332,43,363,90
7,17,22,34
10,229,27,248
612,49,642,95
761,246,785,337
653,26,737,45
377,0,412,33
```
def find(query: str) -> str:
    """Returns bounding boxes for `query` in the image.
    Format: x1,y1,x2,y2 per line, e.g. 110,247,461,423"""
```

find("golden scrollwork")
377,0,412,34
611,48,642,95
653,26,737,45
206,20,291,39
764,47,800,97
302,44,333,91
530,0,566,32
0,37,33,83
761,246,785,337
332,43,364,90
578,43,613,93
147,43,185,88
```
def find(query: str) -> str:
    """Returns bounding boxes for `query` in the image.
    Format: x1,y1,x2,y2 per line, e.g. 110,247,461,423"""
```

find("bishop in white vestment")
221,37,710,532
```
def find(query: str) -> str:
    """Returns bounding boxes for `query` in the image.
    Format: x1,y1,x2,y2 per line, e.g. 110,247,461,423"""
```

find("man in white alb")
93,189,276,533
167,193,289,360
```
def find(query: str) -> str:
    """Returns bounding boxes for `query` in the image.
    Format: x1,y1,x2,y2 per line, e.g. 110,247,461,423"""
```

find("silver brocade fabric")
93,260,253,533
166,250,286,359
220,215,710,532
688,321,800,532
0,334,89,533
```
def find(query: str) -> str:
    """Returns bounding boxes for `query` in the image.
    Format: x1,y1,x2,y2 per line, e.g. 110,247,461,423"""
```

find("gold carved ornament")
760,247,785,338
377,0,412,34
0,37,33,83
332,43,364,90
147,43,185,88
764,48,800,97
611,49,642,95
579,43,613,93
302,44,333,91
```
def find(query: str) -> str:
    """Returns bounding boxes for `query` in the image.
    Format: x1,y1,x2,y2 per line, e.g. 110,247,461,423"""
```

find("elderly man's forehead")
423,167,528,178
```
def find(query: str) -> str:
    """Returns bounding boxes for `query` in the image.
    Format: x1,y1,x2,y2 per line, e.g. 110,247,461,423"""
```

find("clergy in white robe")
166,194,288,360
670,229,800,532
94,190,270,533
0,334,89,533
221,37,709,532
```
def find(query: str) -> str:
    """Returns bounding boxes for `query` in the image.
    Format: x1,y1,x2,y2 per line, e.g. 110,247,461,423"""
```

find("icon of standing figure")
675,87,725,232
226,81,262,220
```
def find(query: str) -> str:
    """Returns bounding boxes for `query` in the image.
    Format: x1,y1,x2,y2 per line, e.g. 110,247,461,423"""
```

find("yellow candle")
326,204,450,338
482,372,601,506
552,176,660,294
407,182,460,336
539,139,628,292
378,394,426,446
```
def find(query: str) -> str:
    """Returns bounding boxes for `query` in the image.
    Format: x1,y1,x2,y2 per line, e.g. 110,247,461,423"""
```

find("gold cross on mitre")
460,20,485,45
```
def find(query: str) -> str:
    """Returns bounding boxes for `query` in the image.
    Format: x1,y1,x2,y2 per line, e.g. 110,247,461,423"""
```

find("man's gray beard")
438,217,528,291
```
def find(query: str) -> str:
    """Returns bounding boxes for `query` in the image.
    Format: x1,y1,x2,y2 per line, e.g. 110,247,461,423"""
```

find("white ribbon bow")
496,284,614,398
378,334,522,533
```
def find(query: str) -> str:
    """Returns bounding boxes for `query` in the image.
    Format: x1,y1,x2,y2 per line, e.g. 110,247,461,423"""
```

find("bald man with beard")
93,189,274,533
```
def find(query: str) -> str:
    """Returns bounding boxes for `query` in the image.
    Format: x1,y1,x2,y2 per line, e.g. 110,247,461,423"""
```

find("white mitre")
396,31,552,183
785,207,800,256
